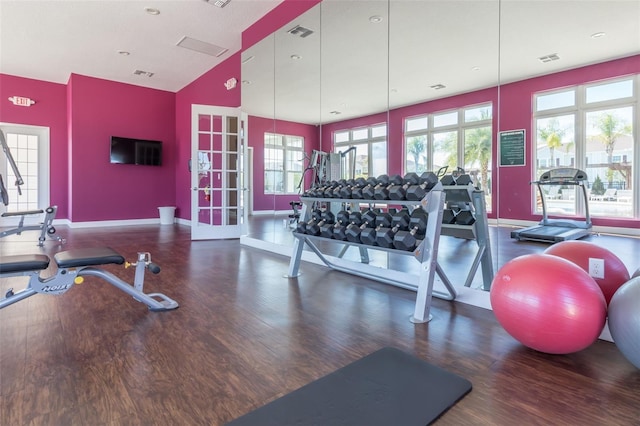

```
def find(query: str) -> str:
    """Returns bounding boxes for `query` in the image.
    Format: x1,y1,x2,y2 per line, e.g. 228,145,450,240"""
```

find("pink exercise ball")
544,240,630,305
490,254,607,354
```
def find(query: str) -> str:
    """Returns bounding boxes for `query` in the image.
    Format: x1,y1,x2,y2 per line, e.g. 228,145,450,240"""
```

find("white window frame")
263,132,304,195
333,123,387,178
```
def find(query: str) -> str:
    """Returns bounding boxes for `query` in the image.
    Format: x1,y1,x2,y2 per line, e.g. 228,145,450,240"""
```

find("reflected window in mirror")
264,132,305,194
334,124,388,179
533,75,636,219
403,103,493,212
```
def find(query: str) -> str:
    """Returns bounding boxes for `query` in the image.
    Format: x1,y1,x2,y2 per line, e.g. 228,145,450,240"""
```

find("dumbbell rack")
287,183,456,323
440,184,494,291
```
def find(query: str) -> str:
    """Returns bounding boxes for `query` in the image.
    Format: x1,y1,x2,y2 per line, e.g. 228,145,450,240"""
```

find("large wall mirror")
241,0,639,293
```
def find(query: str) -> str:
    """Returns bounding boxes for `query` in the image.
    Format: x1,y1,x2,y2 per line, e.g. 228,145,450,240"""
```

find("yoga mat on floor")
227,347,472,426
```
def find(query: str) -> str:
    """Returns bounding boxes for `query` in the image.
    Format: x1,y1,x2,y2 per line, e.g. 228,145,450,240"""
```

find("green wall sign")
499,129,525,166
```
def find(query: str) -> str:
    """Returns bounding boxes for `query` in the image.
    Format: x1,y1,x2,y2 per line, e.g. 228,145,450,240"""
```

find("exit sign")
8,96,35,107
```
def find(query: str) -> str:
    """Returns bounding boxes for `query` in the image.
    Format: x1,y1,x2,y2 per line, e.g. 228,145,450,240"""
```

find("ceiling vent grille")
177,36,228,57
539,53,560,63
287,25,314,38
203,0,231,8
133,70,154,77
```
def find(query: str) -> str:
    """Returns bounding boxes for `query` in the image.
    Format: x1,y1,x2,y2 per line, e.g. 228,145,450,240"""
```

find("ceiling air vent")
203,0,231,8
133,70,154,77
177,36,228,57
287,25,314,38
538,53,560,63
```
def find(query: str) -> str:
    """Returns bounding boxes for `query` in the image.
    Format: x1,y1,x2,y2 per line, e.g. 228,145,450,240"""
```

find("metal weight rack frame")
286,182,494,324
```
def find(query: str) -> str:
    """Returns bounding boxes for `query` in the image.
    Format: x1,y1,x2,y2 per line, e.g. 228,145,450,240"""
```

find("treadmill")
511,167,592,243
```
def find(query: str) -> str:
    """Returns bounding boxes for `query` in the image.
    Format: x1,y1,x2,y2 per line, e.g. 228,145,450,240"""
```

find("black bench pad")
0,254,51,273
1,209,44,217
54,247,125,268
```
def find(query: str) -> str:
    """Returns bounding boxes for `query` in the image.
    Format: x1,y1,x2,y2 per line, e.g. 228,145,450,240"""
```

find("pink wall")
0,74,69,217
174,51,242,220
67,74,176,222
249,115,320,211
498,55,640,228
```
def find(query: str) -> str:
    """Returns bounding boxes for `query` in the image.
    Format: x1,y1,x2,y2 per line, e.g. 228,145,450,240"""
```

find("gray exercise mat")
227,346,472,426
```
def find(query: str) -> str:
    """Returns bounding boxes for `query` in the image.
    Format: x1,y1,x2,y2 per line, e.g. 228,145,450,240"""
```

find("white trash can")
158,206,176,225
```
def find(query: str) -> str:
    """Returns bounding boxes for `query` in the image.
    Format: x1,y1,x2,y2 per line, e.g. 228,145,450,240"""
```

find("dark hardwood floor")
1,221,639,425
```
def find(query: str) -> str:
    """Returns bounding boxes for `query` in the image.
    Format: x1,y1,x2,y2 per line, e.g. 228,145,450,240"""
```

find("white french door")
190,105,247,240
0,124,50,226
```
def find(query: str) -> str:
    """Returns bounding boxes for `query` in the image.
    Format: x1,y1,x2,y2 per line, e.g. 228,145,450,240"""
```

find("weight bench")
0,206,65,246
0,246,178,312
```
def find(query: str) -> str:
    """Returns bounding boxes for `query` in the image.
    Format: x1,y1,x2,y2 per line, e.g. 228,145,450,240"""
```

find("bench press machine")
0,246,179,311
1,205,65,246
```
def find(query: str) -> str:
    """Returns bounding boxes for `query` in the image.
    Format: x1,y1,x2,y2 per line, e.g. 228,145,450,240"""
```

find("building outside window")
264,132,304,194
404,103,493,211
534,76,637,218
333,124,387,179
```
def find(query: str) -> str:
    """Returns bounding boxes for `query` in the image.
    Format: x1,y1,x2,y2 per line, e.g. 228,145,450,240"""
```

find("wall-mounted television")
110,136,162,166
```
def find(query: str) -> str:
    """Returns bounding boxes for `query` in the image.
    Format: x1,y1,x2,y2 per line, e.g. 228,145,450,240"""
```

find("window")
264,132,304,194
404,103,493,211
333,124,387,179
534,76,637,219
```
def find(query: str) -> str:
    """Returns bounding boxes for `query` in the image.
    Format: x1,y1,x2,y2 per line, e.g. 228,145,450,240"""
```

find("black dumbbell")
338,179,356,199
331,179,348,198
306,210,336,235
374,174,401,200
361,208,379,227
335,210,350,225
409,208,429,236
332,220,348,240
360,224,382,246
406,172,439,201
295,209,323,233
350,177,368,199
393,226,421,251
455,210,476,225
361,176,379,199
349,211,363,226
375,224,401,248
442,209,457,224
345,221,372,243
389,173,420,200
375,210,393,228
391,208,411,231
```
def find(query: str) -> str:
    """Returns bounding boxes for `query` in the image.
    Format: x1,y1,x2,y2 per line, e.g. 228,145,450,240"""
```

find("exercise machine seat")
0,254,50,273
54,247,125,268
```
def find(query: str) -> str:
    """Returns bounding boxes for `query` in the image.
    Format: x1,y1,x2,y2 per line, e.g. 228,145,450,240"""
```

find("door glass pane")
198,133,211,150
585,106,633,218
227,208,238,225
433,131,458,171
198,115,211,132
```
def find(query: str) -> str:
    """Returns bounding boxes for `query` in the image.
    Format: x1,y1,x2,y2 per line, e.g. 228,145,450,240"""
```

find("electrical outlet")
589,258,605,279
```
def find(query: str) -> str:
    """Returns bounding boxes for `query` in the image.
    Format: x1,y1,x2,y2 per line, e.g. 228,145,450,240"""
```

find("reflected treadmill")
511,168,592,243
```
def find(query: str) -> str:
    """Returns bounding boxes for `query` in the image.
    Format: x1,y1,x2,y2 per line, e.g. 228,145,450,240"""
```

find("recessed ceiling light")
330,110,341,115
117,50,130,56
471,66,480,71
144,7,160,15
290,54,302,60
591,32,606,39
242,80,251,85
390,88,398,93
430,84,446,90
369,15,383,23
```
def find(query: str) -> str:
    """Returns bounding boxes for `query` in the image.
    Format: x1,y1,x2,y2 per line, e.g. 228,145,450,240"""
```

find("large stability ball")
544,240,630,305
607,277,640,369
490,254,607,354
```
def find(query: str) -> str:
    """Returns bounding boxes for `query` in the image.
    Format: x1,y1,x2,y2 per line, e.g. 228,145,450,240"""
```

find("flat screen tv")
110,136,162,166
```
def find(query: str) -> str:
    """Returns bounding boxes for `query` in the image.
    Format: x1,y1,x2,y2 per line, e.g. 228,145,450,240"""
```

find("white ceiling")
242,0,640,124
0,0,283,92
1,0,638,124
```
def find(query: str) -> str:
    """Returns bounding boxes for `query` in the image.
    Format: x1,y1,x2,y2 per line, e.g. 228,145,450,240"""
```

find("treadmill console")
539,168,587,183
